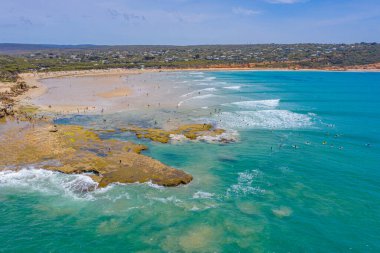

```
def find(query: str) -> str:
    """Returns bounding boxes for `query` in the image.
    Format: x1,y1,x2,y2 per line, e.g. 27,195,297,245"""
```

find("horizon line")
0,42,379,47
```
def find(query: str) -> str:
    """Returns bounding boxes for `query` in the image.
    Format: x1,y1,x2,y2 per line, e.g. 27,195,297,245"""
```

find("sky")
0,0,379,45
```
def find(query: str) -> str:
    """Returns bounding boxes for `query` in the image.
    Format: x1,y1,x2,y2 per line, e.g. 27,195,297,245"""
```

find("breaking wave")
228,99,280,109
223,86,242,90
188,72,205,76
0,168,167,201
178,94,220,107
0,168,98,200
215,110,313,129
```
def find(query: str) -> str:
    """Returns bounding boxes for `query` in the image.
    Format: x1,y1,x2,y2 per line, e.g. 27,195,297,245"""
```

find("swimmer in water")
322,141,327,145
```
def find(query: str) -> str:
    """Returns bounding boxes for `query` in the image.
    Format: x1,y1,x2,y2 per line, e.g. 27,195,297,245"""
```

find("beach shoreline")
1,64,373,115
15,63,380,93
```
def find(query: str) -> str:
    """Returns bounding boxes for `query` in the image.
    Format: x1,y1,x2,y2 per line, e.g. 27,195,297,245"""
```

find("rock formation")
0,123,193,188
125,124,227,143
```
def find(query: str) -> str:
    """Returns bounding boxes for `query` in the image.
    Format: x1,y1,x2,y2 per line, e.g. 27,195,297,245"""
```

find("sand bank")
97,87,131,98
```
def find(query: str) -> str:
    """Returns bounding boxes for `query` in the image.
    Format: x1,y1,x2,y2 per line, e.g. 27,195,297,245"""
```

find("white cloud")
232,7,261,16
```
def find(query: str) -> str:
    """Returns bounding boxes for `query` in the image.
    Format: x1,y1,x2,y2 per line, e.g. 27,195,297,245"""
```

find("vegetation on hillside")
1,43,379,82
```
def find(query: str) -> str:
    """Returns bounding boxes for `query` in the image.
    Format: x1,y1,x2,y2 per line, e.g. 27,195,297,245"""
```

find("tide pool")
1,71,380,252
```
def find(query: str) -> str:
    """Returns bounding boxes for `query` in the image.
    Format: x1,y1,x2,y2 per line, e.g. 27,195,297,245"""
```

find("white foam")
195,81,226,86
178,94,219,107
144,180,165,189
169,134,188,142
187,94,218,100
195,130,239,143
190,206,201,211
169,130,238,144
223,86,241,90
203,88,217,92
192,191,215,199
216,110,313,129
189,72,205,76
227,170,265,197
150,196,182,204
0,168,98,200
229,99,280,109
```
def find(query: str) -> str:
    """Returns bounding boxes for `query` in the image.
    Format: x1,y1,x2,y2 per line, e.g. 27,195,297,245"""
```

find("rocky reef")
125,124,232,143
0,123,193,187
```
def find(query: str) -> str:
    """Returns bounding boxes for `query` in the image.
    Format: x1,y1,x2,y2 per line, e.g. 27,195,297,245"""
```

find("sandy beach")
1,63,377,126
16,69,148,114
11,64,378,115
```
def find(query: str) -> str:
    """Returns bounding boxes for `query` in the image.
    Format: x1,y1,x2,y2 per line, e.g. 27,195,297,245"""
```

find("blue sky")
0,0,379,45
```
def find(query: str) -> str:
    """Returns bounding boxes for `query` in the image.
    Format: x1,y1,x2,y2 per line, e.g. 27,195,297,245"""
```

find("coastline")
2,64,375,115
1,64,380,252
17,64,380,95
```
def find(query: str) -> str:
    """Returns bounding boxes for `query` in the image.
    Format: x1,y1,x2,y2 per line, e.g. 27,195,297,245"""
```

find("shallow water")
1,71,380,252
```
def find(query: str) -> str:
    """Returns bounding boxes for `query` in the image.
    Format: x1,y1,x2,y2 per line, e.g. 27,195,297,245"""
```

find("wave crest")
223,86,241,90
229,99,280,109
0,168,98,199
216,110,313,129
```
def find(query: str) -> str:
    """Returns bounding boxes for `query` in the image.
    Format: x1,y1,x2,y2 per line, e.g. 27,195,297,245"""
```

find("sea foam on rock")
0,123,193,189
127,124,232,144
0,168,98,197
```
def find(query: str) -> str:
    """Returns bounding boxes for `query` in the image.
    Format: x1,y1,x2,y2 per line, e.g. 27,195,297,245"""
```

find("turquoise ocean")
1,71,380,252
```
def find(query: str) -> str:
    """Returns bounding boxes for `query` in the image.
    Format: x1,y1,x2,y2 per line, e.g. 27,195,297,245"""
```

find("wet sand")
19,69,215,130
